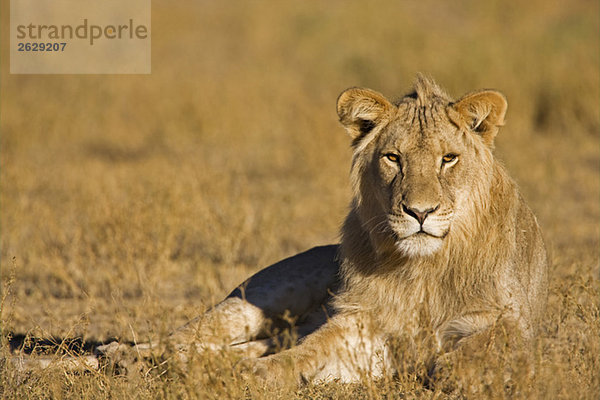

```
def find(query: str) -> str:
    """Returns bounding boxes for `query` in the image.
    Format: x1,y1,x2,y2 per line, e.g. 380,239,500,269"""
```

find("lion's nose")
402,204,439,225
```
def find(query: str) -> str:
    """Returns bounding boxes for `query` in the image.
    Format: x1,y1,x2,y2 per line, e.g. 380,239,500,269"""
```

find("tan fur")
98,76,548,386
238,75,548,385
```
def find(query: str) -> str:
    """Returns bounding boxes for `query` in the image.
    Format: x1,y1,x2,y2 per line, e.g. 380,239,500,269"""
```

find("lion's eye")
442,154,458,164
384,153,400,163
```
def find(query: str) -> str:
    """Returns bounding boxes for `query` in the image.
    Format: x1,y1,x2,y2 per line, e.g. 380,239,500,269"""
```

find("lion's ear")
337,88,394,145
449,90,507,146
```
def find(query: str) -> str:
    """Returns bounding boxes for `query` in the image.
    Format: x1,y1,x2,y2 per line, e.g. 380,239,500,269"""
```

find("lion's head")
337,75,508,258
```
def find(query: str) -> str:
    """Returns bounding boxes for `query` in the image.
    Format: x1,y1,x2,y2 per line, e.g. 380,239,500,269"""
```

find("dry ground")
1,1,598,398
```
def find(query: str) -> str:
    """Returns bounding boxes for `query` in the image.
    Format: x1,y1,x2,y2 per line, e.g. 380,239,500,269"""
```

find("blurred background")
1,0,598,396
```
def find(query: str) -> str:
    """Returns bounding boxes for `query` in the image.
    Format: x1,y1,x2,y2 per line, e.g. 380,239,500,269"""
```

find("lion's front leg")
433,314,533,393
242,312,392,386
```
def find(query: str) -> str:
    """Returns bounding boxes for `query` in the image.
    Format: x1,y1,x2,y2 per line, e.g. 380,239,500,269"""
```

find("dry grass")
1,0,598,398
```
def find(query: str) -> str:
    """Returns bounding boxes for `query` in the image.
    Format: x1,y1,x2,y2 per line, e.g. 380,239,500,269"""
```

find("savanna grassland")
1,1,598,398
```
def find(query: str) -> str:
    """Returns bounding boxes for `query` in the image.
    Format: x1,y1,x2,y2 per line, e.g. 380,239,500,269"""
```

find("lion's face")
374,116,462,256
337,77,507,258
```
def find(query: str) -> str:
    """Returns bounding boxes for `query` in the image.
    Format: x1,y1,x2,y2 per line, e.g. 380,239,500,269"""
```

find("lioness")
106,75,549,386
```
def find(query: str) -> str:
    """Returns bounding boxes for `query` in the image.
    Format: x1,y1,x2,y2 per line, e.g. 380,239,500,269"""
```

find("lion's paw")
236,355,298,389
95,341,144,375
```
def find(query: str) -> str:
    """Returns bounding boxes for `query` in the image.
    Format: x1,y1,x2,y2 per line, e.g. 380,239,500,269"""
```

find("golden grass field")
1,1,599,398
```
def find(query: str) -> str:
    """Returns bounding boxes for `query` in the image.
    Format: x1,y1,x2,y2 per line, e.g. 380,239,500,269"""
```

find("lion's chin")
394,234,443,258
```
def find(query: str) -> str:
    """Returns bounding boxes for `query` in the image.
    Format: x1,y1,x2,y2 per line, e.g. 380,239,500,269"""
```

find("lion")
99,75,548,387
